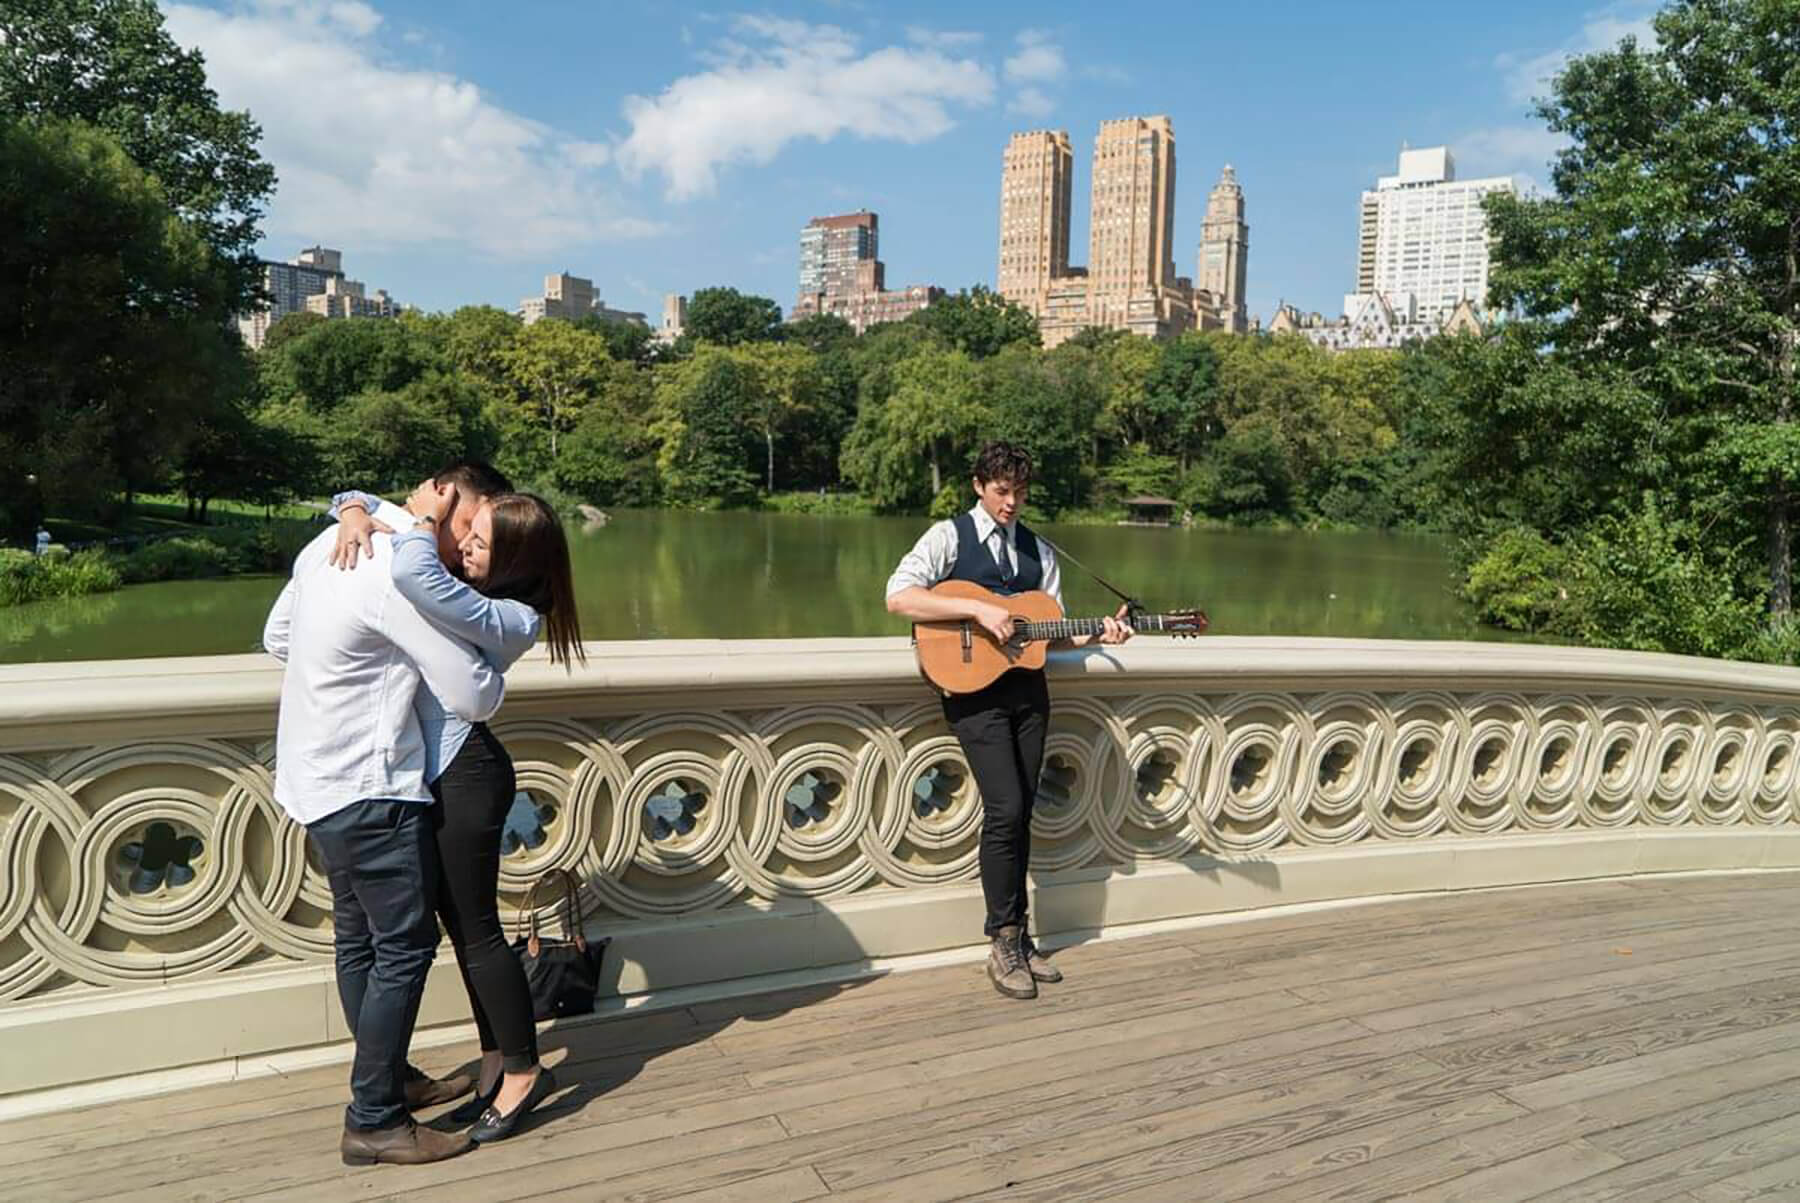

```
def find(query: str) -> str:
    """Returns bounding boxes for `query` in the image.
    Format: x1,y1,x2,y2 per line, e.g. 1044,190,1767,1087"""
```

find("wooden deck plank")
6,873,1800,1202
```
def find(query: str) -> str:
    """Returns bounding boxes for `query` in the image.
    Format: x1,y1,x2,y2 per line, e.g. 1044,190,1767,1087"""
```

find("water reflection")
0,511,1517,664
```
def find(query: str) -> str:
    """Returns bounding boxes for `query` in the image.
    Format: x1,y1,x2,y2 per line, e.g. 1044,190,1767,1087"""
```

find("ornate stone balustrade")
3,636,1799,1099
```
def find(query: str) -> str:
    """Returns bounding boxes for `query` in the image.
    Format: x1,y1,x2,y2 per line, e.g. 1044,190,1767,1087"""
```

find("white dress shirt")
262,518,505,825
333,494,542,782
884,504,1063,606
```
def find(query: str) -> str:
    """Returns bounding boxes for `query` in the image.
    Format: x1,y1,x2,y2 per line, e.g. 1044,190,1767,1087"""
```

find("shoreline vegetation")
0,490,1371,613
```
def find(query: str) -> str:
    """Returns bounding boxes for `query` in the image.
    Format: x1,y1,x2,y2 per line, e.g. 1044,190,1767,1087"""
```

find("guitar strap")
1031,534,1145,617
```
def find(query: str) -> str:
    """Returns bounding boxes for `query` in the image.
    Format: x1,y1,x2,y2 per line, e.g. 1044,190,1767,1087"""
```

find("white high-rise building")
1352,147,1514,324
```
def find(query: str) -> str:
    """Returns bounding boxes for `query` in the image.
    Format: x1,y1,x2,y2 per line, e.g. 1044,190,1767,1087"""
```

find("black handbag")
512,868,609,1021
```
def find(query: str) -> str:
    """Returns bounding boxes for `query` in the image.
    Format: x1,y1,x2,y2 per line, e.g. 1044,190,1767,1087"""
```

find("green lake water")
0,510,1514,664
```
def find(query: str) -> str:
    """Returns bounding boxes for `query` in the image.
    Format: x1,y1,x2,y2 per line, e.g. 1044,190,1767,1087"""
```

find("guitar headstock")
1164,608,1209,637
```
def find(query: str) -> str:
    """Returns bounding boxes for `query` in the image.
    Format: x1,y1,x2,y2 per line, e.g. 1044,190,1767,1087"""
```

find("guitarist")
885,441,1132,1000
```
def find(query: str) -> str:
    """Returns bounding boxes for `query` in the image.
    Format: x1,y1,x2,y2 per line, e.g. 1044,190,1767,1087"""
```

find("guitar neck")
1019,614,1177,641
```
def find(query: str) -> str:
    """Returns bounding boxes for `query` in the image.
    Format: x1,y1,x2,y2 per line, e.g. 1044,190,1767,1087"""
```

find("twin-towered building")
998,117,1249,347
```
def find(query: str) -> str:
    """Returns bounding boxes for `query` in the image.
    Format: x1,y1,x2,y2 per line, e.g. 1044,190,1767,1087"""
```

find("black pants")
432,723,539,1072
944,668,1051,937
307,799,440,1132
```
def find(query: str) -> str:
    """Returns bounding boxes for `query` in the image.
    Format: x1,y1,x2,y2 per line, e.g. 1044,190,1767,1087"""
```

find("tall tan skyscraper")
1198,164,1249,334
997,130,1073,316
1085,116,1181,330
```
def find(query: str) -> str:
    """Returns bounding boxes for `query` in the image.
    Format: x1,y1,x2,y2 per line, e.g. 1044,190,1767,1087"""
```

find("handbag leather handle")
520,867,588,957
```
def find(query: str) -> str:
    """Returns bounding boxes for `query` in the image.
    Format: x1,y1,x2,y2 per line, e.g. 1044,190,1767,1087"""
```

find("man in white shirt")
262,480,504,1167
886,441,1131,1001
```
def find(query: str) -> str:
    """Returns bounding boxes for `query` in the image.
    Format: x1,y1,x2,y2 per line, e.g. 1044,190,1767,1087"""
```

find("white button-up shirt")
262,518,505,825
884,504,1063,606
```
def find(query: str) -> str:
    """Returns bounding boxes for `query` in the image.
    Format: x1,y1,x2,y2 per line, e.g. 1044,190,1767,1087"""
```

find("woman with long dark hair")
331,485,583,1143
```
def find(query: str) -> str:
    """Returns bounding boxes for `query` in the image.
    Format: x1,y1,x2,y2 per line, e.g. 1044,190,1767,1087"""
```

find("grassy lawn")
43,494,325,545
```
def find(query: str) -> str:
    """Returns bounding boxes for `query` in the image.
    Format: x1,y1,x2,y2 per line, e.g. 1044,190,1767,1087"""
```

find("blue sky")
161,0,1658,326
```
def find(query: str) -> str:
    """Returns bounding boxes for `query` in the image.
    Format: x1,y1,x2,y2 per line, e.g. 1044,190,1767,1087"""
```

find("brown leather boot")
403,1067,473,1110
987,925,1038,999
340,1120,474,1167
1021,932,1063,983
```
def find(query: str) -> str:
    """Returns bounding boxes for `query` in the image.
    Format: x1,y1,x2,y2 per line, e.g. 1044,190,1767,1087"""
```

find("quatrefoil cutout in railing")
1136,751,1180,804
118,821,204,895
501,790,554,856
913,764,963,818
645,780,706,842
1039,755,1078,808
784,771,842,829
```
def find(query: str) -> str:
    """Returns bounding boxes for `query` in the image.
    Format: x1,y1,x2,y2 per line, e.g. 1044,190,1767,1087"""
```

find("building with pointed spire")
1197,165,1250,335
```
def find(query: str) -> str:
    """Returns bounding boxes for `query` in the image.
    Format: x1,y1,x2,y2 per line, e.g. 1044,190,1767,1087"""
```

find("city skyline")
166,1,1653,326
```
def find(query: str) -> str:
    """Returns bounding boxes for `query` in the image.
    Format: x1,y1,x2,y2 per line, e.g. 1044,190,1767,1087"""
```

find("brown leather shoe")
1021,933,1063,984
403,1068,474,1110
987,925,1038,999
341,1119,473,1167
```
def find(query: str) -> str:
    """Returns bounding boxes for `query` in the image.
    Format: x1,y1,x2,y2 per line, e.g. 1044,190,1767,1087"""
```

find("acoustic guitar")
912,580,1209,695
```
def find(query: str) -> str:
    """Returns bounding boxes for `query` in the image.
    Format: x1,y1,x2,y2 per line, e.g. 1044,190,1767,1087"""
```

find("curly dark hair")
971,441,1033,487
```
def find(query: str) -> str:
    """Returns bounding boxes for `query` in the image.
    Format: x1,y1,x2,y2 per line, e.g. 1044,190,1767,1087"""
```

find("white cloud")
617,17,994,201
1496,3,1658,105
161,0,661,257
907,27,982,51
999,29,1064,122
1003,30,1064,85
1009,87,1054,119
1455,123,1567,179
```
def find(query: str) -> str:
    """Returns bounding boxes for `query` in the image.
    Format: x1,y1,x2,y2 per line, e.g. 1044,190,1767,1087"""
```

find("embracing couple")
262,461,582,1167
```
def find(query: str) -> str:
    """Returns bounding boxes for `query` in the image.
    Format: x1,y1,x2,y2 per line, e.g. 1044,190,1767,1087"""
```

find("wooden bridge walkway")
5,873,1800,1200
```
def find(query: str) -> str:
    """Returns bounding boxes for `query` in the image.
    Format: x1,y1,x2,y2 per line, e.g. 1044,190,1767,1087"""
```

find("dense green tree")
1483,0,1800,617
653,348,760,506
784,312,856,353
556,364,660,507
732,341,824,493
259,318,437,410
497,319,612,460
0,118,241,536
1137,335,1220,470
684,287,784,346
906,286,1040,359
261,311,327,354
842,347,988,510
0,0,276,311
432,305,521,383
575,313,657,366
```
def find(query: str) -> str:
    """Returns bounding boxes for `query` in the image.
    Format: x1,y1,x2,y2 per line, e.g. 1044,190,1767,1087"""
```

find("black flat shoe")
468,1067,557,1144
447,1079,499,1125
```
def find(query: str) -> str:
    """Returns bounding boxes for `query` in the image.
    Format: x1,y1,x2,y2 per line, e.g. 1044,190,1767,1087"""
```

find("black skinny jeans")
432,723,538,1072
943,668,1051,937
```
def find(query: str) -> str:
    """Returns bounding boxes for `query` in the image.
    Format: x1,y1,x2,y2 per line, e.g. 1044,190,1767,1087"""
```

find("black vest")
949,511,1043,596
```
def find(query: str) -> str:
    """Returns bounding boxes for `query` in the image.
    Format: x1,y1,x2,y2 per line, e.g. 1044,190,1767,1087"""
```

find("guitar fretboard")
1020,614,1176,641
